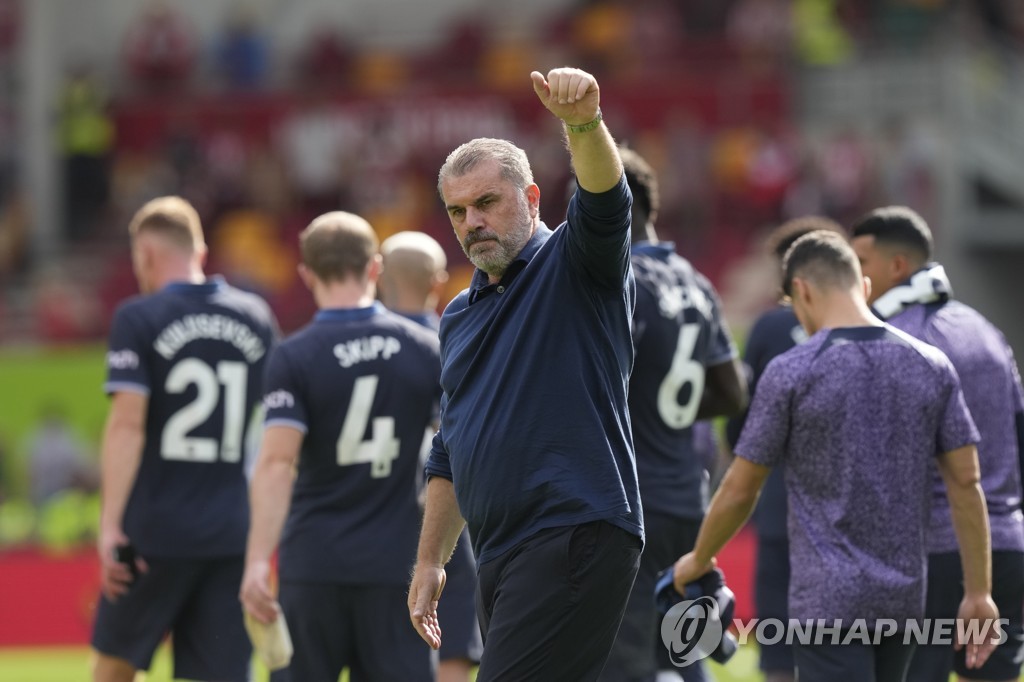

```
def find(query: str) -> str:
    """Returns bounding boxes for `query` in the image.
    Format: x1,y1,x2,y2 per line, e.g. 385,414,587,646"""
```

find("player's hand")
954,592,1001,669
672,552,716,594
530,67,600,128
97,527,147,602
240,559,280,625
408,562,447,650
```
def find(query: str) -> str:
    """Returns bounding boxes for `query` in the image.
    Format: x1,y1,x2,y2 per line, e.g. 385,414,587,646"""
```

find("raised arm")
530,68,621,193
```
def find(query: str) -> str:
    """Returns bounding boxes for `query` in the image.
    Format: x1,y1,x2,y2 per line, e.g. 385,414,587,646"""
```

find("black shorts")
438,530,483,664
271,581,434,682
91,555,251,681
794,631,915,682
599,512,709,682
755,536,794,673
906,550,1024,682
475,521,642,681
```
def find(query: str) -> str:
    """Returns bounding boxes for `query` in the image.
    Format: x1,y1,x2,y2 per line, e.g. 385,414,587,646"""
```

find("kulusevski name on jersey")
629,242,738,520
104,278,278,559
262,303,441,585
153,313,267,363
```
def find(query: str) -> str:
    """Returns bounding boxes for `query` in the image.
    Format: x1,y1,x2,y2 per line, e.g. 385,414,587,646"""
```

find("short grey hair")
437,138,534,197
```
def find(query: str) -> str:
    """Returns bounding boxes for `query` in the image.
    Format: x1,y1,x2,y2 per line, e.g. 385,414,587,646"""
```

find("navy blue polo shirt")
425,176,643,565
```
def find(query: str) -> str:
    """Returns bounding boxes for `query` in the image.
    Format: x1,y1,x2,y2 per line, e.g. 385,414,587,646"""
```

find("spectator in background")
296,23,353,88
214,3,270,91
727,0,794,72
275,92,350,217
57,66,114,243
27,404,98,506
122,0,196,90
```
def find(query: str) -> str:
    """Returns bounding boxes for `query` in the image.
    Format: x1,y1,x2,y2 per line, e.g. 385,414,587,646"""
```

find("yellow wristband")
565,109,603,134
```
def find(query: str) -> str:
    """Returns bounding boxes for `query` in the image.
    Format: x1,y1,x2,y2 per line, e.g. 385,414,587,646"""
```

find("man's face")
850,234,894,305
441,159,538,279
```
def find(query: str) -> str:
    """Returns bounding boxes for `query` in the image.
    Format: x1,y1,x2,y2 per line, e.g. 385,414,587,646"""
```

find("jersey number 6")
657,322,705,430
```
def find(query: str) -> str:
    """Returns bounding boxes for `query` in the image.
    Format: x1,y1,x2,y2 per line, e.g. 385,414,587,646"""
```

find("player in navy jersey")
674,231,999,681
724,215,846,682
598,147,747,682
851,206,1024,682
409,67,643,680
91,196,279,682
240,211,440,681
380,230,483,682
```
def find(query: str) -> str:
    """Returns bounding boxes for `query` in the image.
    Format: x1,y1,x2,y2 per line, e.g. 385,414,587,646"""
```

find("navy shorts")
794,631,915,682
599,512,708,682
438,529,483,663
271,581,434,682
475,521,642,681
906,550,1024,682
91,555,251,681
755,536,794,674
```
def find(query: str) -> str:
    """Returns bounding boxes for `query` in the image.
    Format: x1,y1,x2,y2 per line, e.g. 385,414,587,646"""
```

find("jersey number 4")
162,359,248,462
657,323,705,429
337,375,400,478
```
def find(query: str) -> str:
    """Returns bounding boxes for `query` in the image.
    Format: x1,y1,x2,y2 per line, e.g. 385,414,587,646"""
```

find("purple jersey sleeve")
734,356,794,468
937,360,981,454
261,347,308,433
104,304,151,396
1009,346,1024,415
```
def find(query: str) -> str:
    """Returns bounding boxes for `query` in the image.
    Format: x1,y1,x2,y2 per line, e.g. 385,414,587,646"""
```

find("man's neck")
316,279,375,310
817,294,882,331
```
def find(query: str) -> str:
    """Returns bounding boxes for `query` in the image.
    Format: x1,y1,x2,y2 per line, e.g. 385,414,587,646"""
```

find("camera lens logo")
660,596,723,667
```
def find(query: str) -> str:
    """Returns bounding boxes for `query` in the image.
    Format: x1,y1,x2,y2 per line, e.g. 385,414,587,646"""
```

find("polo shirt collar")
468,223,551,301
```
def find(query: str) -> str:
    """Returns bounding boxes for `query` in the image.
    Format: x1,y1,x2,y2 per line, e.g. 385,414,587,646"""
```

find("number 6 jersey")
261,303,441,585
104,277,279,557
628,242,738,520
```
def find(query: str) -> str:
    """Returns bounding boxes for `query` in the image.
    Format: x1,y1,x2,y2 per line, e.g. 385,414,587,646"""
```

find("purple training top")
736,325,979,625
888,300,1024,553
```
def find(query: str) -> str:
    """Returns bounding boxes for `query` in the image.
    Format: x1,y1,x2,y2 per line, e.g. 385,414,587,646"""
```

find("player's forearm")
99,421,144,532
415,476,466,567
692,468,761,566
245,455,295,564
947,479,992,596
565,121,622,194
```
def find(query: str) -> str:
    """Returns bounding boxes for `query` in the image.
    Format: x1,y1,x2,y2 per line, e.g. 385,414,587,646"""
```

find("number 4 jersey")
261,303,441,585
104,277,279,558
629,242,738,520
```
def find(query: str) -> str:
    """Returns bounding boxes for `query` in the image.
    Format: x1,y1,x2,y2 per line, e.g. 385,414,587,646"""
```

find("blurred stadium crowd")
0,0,1020,550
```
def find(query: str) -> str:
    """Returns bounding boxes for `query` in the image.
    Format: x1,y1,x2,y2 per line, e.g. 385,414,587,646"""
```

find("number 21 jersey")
104,278,279,558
